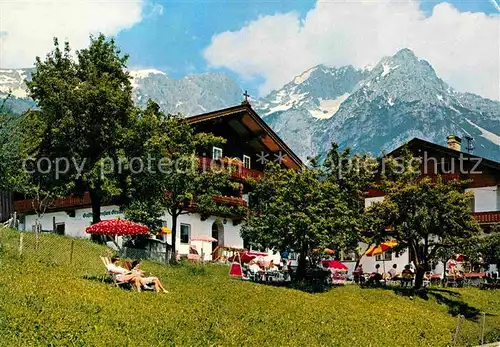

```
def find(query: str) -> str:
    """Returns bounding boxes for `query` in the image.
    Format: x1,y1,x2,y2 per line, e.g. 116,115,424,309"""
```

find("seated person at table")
267,260,279,272
388,264,398,279
353,264,364,283
131,260,168,293
106,257,142,291
402,265,413,276
401,265,414,286
248,260,261,273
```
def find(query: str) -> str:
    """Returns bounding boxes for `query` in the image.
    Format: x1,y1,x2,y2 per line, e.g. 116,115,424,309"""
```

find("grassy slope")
0,228,498,347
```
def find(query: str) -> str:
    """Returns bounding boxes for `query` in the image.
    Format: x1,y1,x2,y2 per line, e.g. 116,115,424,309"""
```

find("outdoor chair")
100,256,131,289
100,256,153,291
400,274,414,287
187,246,201,261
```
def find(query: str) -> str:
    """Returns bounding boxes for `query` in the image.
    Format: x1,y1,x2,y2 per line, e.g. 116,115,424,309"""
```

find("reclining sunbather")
106,257,143,291
131,260,169,293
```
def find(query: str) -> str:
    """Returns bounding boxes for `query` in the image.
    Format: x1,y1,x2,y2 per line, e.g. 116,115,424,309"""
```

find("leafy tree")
242,161,349,279
367,148,482,289
122,100,245,262
322,143,377,268
25,35,135,226
0,95,23,193
480,226,500,270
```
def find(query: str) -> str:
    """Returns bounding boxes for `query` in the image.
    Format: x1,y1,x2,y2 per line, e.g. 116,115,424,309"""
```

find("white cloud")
0,0,146,68
204,1,500,100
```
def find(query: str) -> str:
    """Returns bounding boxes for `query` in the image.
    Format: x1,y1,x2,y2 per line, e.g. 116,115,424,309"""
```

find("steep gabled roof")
185,103,303,169
388,137,500,173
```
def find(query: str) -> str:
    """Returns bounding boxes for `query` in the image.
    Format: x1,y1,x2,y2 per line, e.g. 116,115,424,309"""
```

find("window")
243,155,251,169
180,224,190,244
376,252,392,261
212,146,223,160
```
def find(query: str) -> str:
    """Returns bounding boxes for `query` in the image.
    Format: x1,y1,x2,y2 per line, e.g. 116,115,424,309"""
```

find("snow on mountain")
0,68,243,117
466,119,500,146
258,48,500,162
1,49,498,164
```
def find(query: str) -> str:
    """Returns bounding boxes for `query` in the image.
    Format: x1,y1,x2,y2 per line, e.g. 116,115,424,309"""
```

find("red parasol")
85,218,150,236
237,251,268,263
321,259,348,271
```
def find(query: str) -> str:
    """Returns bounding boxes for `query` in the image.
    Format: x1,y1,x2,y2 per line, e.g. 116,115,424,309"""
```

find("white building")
356,136,500,275
13,103,302,262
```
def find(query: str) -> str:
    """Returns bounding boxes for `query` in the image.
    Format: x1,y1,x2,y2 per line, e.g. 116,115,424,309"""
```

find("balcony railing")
473,211,500,224
212,195,247,206
198,157,264,180
14,193,92,214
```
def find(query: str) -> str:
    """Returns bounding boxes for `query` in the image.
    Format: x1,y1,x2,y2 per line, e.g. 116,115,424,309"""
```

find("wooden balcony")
14,193,91,214
198,157,264,180
212,195,247,206
473,211,500,224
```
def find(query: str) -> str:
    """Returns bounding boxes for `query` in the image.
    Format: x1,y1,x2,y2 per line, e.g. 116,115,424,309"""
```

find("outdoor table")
462,272,486,286
463,272,486,278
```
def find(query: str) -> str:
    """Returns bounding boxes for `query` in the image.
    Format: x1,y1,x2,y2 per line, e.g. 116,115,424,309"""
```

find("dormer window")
243,155,251,169
213,146,223,160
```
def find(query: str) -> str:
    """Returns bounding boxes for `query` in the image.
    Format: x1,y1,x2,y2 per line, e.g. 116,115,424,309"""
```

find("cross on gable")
242,90,250,104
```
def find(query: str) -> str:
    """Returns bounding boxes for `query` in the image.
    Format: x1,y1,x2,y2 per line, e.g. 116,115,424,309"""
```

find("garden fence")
2,230,171,268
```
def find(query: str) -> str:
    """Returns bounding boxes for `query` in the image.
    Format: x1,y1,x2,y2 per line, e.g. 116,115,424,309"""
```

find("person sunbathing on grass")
106,257,143,291
131,260,169,293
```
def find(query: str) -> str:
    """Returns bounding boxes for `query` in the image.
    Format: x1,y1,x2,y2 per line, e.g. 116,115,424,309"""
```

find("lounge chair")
100,256,131,289
100,256,153,291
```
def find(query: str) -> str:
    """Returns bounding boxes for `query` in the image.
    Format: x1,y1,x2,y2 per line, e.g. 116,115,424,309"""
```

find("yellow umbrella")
365,241,398,273
365,241,397,256
159,227,172,235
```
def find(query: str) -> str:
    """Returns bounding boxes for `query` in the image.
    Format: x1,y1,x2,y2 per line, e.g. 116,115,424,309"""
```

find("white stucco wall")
160,213,244,261
467,186,499,212
19,205,245,262
22,205,124,239
344,242,410,275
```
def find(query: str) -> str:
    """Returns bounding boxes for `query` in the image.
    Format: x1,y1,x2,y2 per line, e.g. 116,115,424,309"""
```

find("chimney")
447,135,462,151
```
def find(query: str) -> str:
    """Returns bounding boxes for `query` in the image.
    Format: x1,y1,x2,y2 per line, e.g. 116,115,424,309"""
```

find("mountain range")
1,48,499,162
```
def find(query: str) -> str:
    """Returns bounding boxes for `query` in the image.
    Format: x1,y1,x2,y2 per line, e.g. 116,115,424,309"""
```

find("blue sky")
1,0,498,99
113,0,499,98
116,0,316,96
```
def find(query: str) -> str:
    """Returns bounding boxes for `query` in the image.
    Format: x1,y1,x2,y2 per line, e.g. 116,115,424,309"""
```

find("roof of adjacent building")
389,137,500,173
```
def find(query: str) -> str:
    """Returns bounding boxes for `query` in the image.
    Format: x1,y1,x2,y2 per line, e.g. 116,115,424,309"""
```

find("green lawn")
0,228,499,346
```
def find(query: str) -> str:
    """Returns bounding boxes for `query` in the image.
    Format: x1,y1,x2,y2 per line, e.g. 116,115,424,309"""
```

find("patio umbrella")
190,235,218,243
190,235,218,260
239,251,269,264
159,226,171,235
86,218,150,251
321,259,348,271
86,218,150,236
365,241,398,273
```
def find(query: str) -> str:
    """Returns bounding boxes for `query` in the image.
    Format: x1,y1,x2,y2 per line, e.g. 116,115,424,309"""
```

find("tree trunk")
169,213,178,264
414,264,426,289
296,246,308,280
354,244,371,271
89,185,103,243
89,186,102,225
